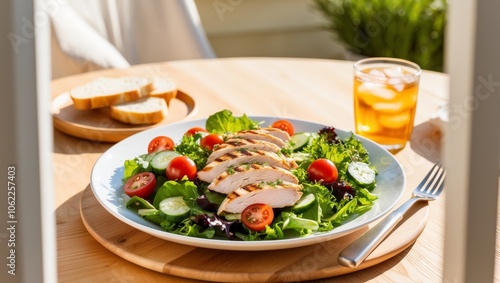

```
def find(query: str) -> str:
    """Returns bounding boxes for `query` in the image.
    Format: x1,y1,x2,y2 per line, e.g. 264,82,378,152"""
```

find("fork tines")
418,161,446,195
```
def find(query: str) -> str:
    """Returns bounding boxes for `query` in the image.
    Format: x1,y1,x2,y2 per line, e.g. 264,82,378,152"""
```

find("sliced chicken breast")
207,164,299,194
228,129,286,147
217,181,303,214
198,149,292,183
262,127,291,142
207,138,281,164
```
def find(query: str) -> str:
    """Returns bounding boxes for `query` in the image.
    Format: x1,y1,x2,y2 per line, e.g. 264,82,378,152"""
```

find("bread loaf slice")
110,97,167,124
70,76,155,110
149,76,178,106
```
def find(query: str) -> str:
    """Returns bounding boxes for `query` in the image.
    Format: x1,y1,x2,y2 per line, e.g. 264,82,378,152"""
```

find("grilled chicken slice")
207,163,299,194
198,149,293,183
207,138,281,164
228,129,286,147
217,181,302,214
262,127,291,142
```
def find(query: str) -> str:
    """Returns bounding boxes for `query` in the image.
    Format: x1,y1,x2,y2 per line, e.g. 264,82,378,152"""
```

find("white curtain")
49,0,215,79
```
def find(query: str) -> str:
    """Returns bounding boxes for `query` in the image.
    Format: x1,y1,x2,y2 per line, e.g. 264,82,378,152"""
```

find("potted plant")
313,0,447,72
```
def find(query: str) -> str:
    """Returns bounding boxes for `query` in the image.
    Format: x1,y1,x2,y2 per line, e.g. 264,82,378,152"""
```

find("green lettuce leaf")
126,196,155,211
174,133,210,170
152,180,199,208
123,155,151,181
168,219,216,239
305,132,370,180
322,188,378,226
282,212,319,231
205,109,259,134
302,183,336,218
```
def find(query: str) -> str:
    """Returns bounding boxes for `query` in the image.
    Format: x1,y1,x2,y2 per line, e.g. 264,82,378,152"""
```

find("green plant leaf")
313,0,447,71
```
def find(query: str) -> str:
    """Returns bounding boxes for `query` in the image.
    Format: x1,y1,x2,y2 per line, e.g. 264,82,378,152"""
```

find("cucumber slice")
150,150,180,176
144,152,156,162
292,193,317,213
290,132,311,151
159,196,191,223
291,152,310,164
347,162,376,189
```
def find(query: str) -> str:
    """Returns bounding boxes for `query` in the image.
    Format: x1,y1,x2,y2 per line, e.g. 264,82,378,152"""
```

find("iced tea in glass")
353,58,421,152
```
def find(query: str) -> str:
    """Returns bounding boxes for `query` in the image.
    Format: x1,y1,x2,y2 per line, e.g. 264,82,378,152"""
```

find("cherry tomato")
241,203,274,231
184,127,208,136
166,156,197,180
307,158,338,183
271,119,294,136
124,172,157,199
200,133,224,151
148,136,175,154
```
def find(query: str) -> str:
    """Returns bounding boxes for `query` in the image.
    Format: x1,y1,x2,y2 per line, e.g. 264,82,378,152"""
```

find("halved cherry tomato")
271,119,294,136
148,136,175,154
184,127,208,136
307,158,338,183
241,203,274,231
166,156,197,180
124,172,157,199
200,133,224,151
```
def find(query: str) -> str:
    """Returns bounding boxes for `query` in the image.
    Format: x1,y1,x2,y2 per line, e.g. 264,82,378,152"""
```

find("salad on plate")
122,110,378,241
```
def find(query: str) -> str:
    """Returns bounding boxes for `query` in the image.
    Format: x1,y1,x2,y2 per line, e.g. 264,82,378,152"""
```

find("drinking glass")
353,58,421,153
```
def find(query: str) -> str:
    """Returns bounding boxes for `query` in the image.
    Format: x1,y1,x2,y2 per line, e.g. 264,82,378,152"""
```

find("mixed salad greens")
122,110,378,241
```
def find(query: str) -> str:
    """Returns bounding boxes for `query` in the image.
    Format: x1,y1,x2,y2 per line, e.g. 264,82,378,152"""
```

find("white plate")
90,117,405,251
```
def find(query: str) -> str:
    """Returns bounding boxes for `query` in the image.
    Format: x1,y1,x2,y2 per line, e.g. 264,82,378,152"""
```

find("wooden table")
52,57,460,282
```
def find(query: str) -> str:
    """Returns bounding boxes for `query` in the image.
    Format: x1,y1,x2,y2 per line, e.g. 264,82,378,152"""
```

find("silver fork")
338,161,446,268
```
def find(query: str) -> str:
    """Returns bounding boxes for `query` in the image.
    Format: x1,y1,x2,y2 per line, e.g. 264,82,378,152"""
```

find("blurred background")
195,0,346,60
50,0,446,79
196,0,445,72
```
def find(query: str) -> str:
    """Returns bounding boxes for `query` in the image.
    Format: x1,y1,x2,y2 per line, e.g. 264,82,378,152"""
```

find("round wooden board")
51,91,197,142
80,186,429,282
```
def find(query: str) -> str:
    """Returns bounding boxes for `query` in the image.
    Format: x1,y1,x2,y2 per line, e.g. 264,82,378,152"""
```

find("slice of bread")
110,97,167,124
149,76,178,106
70,76,155,110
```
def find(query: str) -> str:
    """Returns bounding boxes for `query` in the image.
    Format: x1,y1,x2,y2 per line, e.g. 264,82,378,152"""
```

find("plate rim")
90,116,406,251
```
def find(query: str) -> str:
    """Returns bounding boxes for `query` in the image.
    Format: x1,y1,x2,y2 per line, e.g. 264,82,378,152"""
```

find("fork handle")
337,197,419,267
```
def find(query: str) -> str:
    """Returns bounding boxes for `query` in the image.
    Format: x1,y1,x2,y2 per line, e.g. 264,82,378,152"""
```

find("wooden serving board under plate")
51,90,197,143
80,187,429,282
